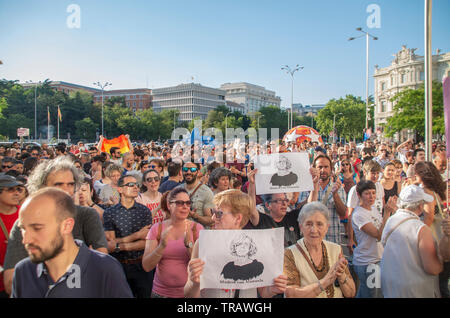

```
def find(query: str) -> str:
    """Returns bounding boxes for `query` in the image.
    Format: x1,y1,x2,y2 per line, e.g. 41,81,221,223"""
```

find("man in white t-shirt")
346,160,384,254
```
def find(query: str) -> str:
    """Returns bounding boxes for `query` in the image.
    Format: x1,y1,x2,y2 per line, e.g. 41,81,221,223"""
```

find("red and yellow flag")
100,135,131,154
58,105,62,122
47,106,50,124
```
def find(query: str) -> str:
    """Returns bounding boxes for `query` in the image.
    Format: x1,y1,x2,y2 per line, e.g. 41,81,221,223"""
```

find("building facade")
220,82,281,115
291,103,326,116
21,81,101,95
373,46,450,140
93,88,152,113
152,83,226,121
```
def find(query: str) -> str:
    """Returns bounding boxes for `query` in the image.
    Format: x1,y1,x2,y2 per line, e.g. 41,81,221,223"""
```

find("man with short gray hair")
380,185,450,297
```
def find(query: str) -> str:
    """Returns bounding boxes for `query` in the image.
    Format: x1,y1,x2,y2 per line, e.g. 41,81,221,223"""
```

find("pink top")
136,193,165,224
147,221,203,298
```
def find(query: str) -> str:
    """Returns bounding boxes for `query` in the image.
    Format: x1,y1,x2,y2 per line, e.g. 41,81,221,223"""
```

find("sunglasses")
149,165,158,169
342,163,350,166
2,165,13,169
146,177,160,183
170,200,192,207
121,182,139,188
182,167,198,173
212,209,233,219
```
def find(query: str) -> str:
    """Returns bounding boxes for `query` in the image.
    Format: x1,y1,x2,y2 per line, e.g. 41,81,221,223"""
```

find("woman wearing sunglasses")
184,189,287,298
338,159,360,196
136,169,165,224
142,187,204,298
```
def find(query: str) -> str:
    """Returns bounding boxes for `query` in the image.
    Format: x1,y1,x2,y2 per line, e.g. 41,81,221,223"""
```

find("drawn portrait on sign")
220,233,264,281
269,155,298,187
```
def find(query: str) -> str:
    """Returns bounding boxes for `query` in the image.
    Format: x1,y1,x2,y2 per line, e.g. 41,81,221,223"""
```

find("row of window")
380,71,425,91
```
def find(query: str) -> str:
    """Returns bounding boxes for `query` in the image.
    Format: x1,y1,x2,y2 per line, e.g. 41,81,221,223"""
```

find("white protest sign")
253,152,313,195
199,228,284,290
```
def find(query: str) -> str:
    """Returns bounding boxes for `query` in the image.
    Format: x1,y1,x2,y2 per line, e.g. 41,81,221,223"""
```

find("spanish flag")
99,134,131,154
58,105,62,122
47,106,50,124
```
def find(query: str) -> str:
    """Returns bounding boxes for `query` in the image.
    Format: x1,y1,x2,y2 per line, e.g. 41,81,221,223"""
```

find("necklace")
304,241,326,272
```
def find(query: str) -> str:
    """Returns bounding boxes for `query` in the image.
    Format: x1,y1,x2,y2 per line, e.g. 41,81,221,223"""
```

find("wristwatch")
114,242,121,253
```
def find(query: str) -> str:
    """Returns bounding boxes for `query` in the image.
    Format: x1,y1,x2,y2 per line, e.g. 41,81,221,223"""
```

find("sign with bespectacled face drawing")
198,228,284,290
254,152,313,195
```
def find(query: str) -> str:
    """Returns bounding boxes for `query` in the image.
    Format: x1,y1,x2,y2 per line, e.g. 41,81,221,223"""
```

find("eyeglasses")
2,165,13,169
182,167,198,173
212,209,233,219
170,200,192,207
121,182,139,188
271,199,289,205
146,177,160,183
342,163,350,166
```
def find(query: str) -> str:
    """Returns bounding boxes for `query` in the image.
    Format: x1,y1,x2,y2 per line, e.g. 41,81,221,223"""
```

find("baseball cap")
399,185,434,204
0,174,23,188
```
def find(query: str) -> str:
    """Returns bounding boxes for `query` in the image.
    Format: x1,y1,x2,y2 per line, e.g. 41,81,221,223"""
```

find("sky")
0,0,449,108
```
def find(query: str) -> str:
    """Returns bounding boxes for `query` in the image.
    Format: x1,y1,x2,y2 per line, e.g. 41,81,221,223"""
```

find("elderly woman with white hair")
380,185,450,298
283,202,356,298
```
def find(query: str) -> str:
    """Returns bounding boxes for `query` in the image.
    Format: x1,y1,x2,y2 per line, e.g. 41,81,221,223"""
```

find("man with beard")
177,162,214,228
298,155,347,245
2,156,108,295
11,188,132,298
121,152,135,175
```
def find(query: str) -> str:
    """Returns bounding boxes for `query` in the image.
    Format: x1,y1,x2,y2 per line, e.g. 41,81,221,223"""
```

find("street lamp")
225,111,232,135
93,81,112,137
333,112,343,144
26,80,41,140
282,64,304,130
348,27,378,131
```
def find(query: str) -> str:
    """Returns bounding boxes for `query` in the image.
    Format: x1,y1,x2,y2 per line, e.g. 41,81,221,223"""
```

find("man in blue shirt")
103,174,153,298
11,187,132,298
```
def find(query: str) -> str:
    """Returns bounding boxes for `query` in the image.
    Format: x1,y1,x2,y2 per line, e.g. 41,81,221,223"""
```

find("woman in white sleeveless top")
381,185,450,298
284,202,356,298
184,187,287,298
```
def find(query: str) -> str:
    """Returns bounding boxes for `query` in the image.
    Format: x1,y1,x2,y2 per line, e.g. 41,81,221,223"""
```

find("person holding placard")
184,189,287,298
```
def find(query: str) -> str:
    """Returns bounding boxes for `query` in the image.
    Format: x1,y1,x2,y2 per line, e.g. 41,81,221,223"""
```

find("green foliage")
385,81,444,138
316,95,366,141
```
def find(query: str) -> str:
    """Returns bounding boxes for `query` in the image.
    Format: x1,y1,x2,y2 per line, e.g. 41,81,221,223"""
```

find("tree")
316,95,366,141
385,81,443,139
74,118,98,141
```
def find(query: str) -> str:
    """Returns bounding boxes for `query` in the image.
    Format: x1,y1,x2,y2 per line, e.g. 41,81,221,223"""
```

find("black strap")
234,289,240,298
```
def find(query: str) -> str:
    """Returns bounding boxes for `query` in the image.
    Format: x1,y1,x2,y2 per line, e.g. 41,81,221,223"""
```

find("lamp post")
93,81,112,137
348,28,378,131
333,112,343,144
282,64,304,130
26,80,41,140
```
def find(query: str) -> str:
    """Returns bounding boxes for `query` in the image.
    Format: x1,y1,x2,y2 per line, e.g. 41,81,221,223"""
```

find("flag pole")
57,105,60,143
47,106,50,143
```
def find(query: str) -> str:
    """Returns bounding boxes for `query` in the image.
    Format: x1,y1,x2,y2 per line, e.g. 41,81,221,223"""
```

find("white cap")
399,185,434,204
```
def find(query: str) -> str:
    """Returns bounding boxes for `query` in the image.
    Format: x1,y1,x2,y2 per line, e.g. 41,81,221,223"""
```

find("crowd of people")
0,136,449,298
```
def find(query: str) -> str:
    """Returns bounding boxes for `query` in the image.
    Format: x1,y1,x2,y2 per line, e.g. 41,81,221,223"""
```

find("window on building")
400,73,406,84
381,101,386,113
381,82,386,91
420,71,425,81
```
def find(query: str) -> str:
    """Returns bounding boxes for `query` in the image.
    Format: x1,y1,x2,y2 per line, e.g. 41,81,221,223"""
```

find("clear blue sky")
1,0,449,108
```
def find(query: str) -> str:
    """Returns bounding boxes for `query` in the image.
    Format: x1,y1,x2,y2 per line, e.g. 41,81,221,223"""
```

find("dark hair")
207,162,221,174
110,147,120,155
414,161,446,201
356,180,376,196
141,169,160,192
167,162,181,177
160,191,171,217
23,157,39,176
150,158,165,169
92,155,105,163
167,187,189,203
118,174,137,187
413,148,425,158
313,154,333,169
83,177,100,204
